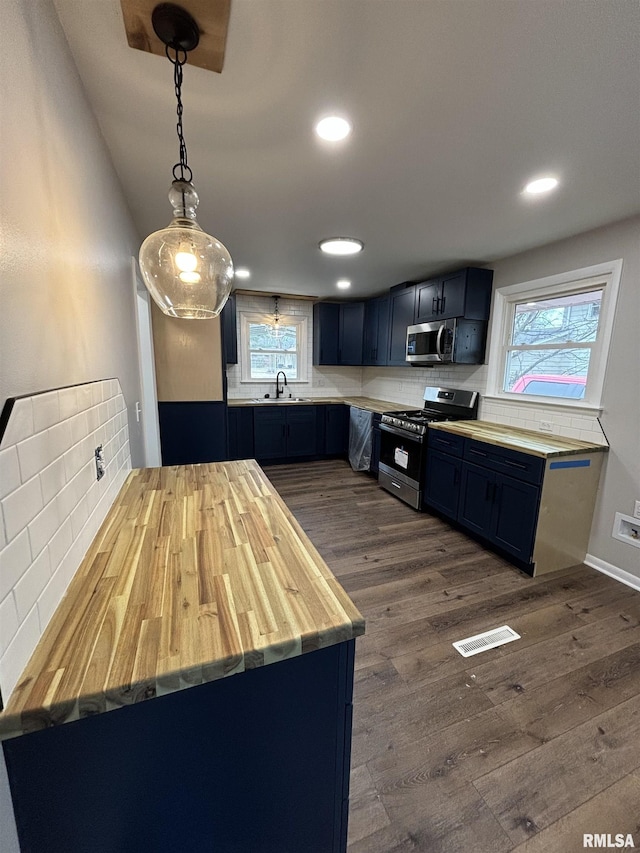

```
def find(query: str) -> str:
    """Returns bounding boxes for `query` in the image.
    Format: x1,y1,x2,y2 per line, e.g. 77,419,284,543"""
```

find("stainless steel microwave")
406,318,488,365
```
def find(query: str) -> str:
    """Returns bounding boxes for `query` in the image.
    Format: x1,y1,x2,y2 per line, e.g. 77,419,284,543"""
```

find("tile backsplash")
0,379,131,704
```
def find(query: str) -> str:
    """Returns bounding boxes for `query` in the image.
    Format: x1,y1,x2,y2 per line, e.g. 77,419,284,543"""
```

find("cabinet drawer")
463,439,544,485
428,430,464,458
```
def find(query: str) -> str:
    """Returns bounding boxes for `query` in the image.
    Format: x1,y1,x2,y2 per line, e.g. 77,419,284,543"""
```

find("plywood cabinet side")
151,301,224,401
533,453,604,575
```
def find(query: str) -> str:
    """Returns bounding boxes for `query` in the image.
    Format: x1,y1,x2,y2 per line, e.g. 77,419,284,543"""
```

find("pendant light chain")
166,44,193,183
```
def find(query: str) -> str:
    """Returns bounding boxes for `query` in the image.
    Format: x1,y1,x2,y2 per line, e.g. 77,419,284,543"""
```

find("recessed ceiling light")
234,268,251,279
319,237,364,256
336,279,351,289
315,116,352,141
523,176,559,195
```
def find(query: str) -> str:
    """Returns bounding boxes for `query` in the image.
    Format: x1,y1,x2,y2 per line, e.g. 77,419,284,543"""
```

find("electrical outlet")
539,421,553,432
634,500,640,520
95,445,105,481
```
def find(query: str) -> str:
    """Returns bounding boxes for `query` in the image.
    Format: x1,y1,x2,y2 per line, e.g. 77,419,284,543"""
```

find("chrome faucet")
275,371,288,399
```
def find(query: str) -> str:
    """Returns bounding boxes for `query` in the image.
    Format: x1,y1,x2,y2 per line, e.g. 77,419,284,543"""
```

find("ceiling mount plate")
152,3,200,51
119,0,231,73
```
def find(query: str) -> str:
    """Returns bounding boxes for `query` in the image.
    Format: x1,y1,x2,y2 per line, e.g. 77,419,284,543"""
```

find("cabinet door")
491,474,540,562
313,303,340,365
339,302,364,365
387,284,416,366
254,408,287,459
373,295,390,365
221,293,238,364
362,299,378,366
227,406,254,460
438,272,466,319
415,279,441,323
423,450,462,519
458,461,494,535
286,406,318,457
325,405,348,456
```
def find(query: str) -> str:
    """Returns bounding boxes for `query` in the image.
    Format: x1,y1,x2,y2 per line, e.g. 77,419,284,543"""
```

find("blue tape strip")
549,459,591,470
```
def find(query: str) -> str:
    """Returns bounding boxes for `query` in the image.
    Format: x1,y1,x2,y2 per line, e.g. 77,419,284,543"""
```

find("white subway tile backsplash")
0,594,19,657
0,447,21,500
31,391,60,433
0,605,41,699
28,498,61,559
47,517,73,572
16,430,56,484
57,386,78,421
0,530,31,602
13,548,51,622
76,383,94,412
48,420,74,459
0,379,131,704
40,456,67,505
1,475,43,543
1,399,34,449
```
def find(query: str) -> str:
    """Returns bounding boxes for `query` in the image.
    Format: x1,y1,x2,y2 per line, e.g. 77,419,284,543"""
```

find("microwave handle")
435,324,445,359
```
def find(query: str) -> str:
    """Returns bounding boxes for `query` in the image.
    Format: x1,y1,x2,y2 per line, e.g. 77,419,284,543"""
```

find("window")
486,260,622,410
240,311,308,382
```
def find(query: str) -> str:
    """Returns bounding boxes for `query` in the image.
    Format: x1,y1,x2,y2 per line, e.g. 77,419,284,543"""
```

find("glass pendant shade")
139,180,233,319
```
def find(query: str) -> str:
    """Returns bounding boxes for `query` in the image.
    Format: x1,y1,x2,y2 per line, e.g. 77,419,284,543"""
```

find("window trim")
485,259,622,412
239,311,308,383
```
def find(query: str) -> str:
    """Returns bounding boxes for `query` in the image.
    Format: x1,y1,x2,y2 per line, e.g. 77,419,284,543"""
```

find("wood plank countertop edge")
0,461,365,741
428,420,609,457
228,396,404,414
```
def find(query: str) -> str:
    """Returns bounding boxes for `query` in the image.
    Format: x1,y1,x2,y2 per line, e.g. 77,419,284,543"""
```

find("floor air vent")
453,625,520,658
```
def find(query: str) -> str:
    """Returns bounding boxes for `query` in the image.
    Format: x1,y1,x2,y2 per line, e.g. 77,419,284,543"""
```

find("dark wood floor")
263,459,640,853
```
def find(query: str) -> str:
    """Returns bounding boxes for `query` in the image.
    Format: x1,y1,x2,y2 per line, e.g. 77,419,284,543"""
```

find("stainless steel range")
378,387,478,508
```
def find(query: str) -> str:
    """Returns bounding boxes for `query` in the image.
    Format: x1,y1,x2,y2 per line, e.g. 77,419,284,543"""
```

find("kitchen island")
1,460,364,853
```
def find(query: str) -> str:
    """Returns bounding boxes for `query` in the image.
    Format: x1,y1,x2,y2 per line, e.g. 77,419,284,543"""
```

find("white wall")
363,216,640,577
0,1,146,848
0,0,144,467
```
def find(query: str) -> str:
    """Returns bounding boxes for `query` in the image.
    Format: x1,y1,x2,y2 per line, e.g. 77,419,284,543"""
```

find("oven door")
378,423,425,487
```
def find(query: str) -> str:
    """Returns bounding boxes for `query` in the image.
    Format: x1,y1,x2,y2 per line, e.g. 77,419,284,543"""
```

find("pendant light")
139,3,233,319
271,295,281,337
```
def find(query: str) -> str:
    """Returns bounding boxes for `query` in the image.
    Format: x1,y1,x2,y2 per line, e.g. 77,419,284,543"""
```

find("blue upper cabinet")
313,302,364,366
221,292,237,364
415,268,493,324
362,295,390,366
387,282,416,366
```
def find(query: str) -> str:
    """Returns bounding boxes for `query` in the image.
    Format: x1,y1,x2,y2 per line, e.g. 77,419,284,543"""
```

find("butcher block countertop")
228,396,403,414
429,419,609,458
0,461,364,740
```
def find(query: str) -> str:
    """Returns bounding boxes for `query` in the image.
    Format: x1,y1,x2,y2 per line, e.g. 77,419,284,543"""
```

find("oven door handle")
379,423,425,443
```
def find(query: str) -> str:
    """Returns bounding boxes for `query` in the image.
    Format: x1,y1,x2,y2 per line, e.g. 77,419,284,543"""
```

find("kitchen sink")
250,397,312,404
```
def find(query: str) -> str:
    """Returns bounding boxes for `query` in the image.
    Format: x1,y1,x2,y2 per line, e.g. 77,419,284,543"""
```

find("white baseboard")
584,553,640,592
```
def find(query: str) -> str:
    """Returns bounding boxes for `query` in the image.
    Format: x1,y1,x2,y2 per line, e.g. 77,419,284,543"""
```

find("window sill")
483,393,603,416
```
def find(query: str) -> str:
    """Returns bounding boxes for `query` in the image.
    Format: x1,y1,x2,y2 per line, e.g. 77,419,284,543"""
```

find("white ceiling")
54,0,640,299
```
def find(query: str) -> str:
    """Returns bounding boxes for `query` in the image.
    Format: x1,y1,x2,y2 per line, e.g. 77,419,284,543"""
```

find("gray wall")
0,0,144,467
0,3,145,844
490,215,640,576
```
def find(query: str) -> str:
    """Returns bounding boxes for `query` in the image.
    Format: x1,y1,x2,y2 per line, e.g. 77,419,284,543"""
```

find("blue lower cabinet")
287,406,318,457
423,449,462,519
254,407,287,459
458,461,540,563
324,405,349,456
254,405,317,461
158,402,228,465
227,406,254,459
5,641,356,853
